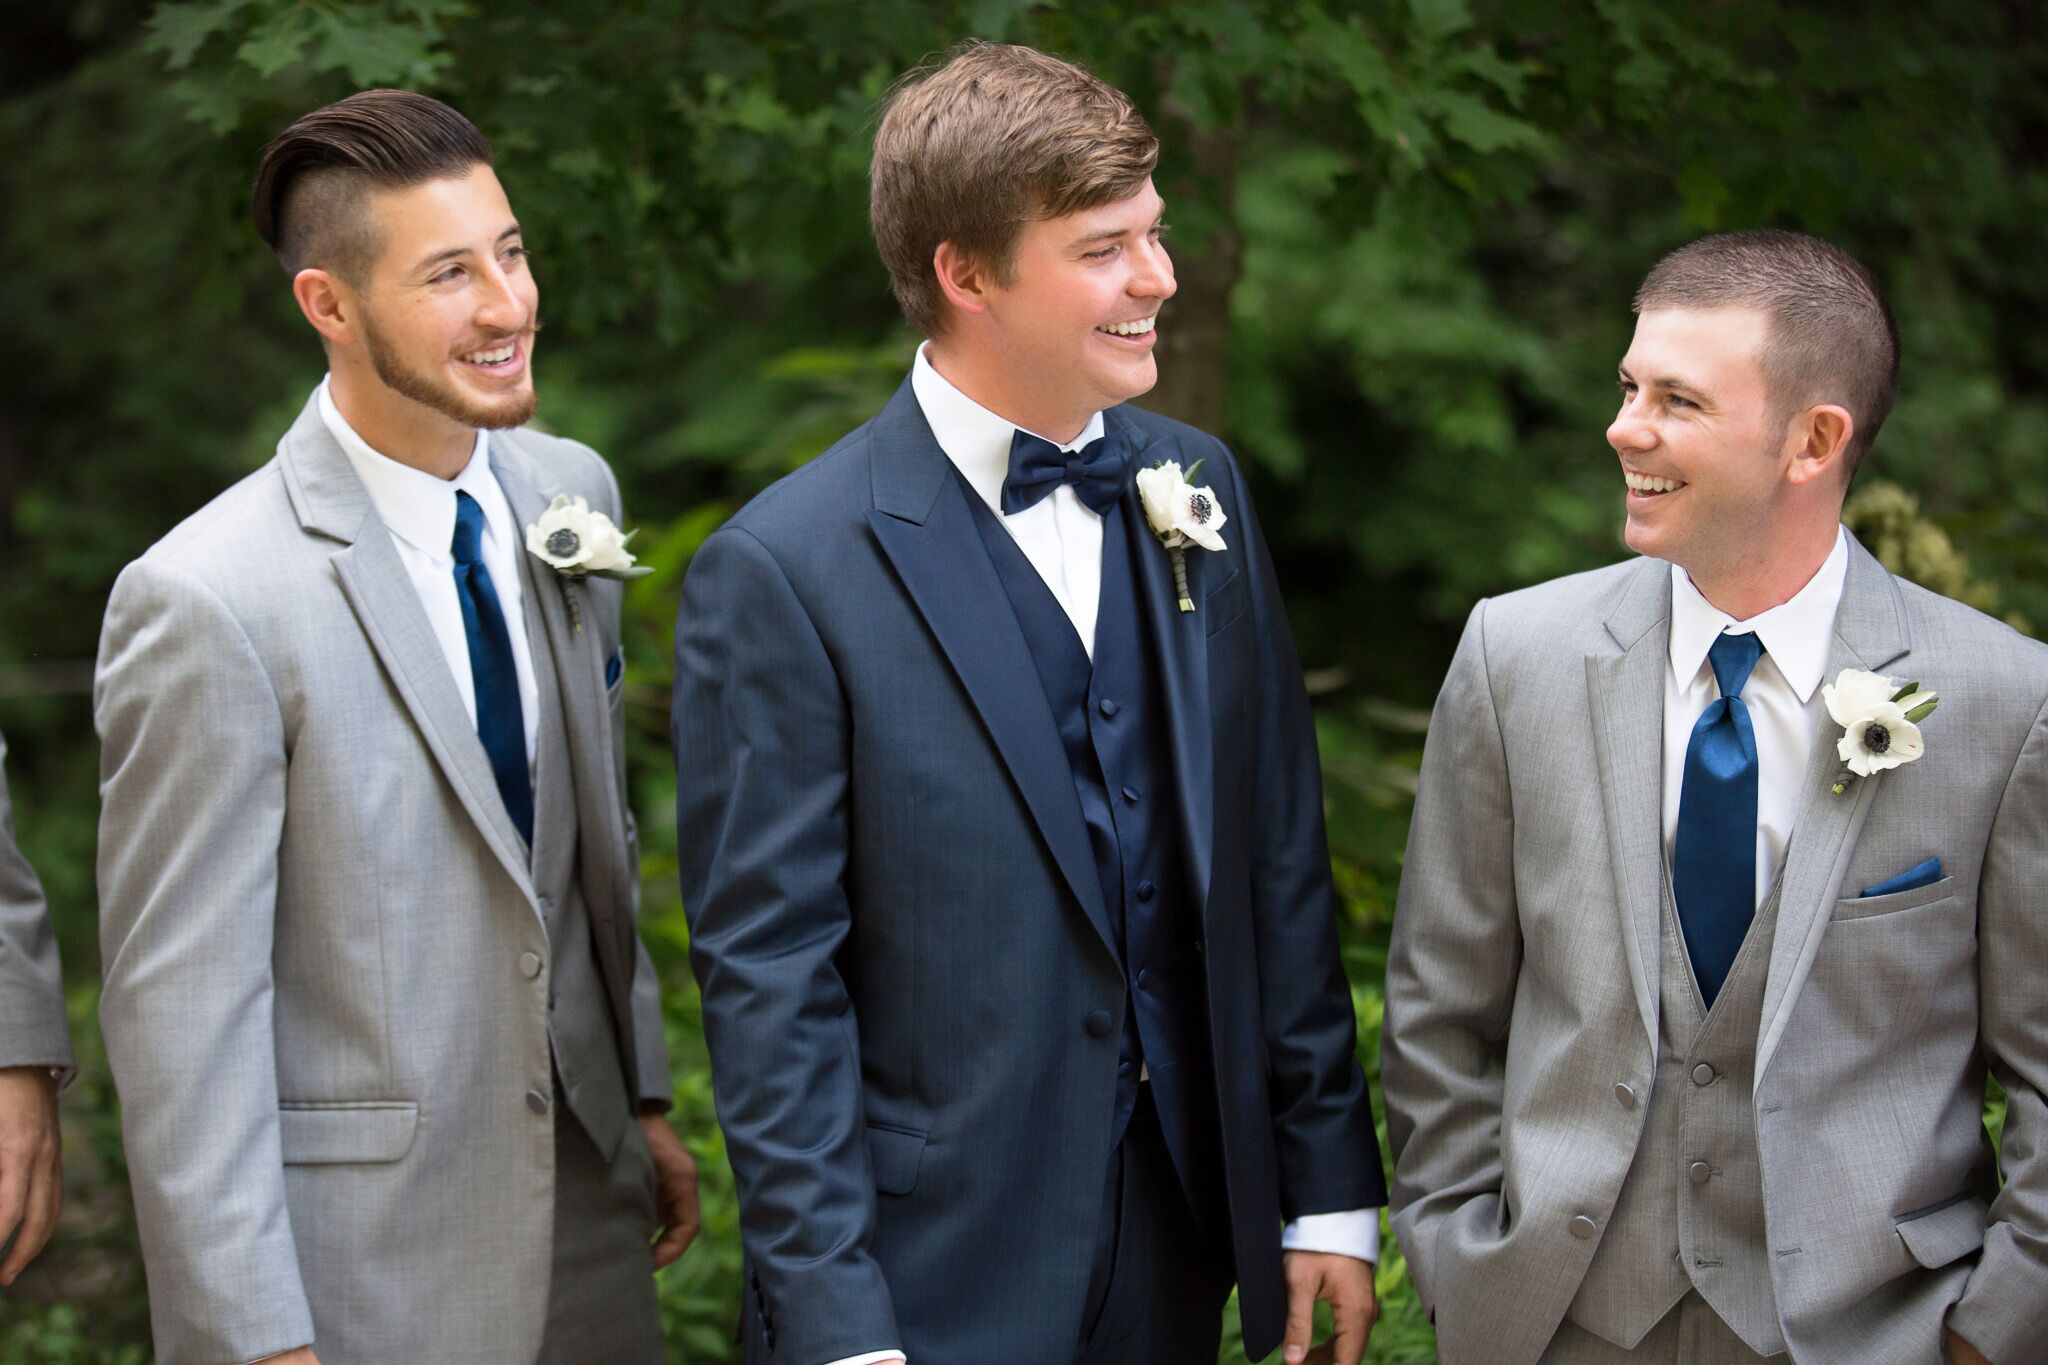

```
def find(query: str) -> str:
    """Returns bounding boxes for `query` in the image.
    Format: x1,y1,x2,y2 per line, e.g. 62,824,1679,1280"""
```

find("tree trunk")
1144,117,1240,438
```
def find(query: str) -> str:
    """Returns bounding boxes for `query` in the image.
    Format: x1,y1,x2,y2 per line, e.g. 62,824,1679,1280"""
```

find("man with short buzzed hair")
1385,229,2048,1365
96,90,696,1365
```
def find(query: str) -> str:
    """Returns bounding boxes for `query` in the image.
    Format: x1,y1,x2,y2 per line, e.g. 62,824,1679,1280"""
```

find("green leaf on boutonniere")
1890,681,1921,703
1183,458,1205,483
1904,697,1939,723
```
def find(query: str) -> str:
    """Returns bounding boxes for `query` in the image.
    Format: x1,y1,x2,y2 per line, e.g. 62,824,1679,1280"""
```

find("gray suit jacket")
94,392,669,1365
0,730,72,1079
1384,534,2048,1365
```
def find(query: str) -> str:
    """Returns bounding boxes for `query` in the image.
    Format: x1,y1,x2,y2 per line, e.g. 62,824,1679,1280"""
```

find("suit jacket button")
1613,1082,1637,1110
1689,1161,1714,1185
1692,1063,1716,1087
1136,880,1157,903
1568,1215,1598,1240
1099,698,1120,718
519,951,543,979
526,1088,550,1114
1084,1010,1114,1039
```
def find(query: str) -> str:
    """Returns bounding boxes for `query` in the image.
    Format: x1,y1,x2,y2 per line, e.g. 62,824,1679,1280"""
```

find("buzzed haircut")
251,89,494,283
870,41,1158,336
1634,229,1900,477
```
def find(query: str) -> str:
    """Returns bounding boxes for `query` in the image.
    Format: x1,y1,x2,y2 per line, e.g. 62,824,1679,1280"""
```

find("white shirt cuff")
1281,1208,1382,1264
820,1354,905,1365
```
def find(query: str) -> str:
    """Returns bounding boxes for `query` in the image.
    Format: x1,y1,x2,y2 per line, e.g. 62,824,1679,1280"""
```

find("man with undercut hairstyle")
1385,229,2048,1365
675,41,1385,1365
95,89,696,1365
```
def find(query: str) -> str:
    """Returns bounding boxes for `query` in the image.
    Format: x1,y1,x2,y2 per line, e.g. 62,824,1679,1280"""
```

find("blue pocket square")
1860,857,1943,898
604,649,623,689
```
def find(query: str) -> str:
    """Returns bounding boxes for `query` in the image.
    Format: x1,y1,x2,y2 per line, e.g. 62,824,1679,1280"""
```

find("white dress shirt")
827,356,1375,1365
1662,527,1850,905
318,378,539,771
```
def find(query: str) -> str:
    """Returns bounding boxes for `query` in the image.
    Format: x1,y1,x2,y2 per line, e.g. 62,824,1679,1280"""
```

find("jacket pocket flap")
279,1102,419,1165
866,1122,927,1195
1895,1194,1989,1269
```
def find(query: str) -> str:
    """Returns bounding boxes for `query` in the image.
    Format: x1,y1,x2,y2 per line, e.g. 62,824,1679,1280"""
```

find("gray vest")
522,561,633,1162
1569,869,1786,1357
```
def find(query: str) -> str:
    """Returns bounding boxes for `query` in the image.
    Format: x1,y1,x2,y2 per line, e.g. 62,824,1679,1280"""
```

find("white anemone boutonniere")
525,495,653,583
1135,459,1227,613
1821,668,1938,795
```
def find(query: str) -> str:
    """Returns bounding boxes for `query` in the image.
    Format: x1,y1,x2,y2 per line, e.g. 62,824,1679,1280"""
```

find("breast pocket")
1830,875,1957,922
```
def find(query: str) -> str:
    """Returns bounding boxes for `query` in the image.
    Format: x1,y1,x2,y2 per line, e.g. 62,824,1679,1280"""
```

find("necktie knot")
452,490,486,566
1001,429,1132,516
1708,630,1765,701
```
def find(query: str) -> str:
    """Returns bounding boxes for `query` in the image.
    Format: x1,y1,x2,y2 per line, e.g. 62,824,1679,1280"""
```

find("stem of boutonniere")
566,590,583,635
1171,546,1193,613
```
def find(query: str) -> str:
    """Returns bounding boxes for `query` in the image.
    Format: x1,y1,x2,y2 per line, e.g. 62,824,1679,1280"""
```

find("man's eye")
433,269,463,284
505,246,529,262
1669,394,1695,410
1084,245,1118,261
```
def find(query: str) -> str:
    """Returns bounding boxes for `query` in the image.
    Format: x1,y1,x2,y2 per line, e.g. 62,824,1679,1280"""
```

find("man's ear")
1787,403,1854,488
932,241,993,321
292,267,358,347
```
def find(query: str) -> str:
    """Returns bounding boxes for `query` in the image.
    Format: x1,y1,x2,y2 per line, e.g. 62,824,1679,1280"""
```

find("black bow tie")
1000,429,1133,516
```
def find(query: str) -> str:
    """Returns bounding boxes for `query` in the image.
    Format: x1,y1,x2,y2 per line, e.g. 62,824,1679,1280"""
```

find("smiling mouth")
1097,316,1156,339
457,338,525,374
1624,469,1685,497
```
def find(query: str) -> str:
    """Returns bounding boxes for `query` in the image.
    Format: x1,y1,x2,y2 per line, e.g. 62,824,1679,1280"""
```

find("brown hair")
251,89,493,282
1634,229,1899,476
869,42,1158,336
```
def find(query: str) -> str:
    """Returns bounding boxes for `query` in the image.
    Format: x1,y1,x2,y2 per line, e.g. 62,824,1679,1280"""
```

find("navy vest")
962,477,1224,1220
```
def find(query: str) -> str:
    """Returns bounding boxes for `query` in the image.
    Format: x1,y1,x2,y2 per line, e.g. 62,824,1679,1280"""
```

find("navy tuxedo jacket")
673,380,1385,1364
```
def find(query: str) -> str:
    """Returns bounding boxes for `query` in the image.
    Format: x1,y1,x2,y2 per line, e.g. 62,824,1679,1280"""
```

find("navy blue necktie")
1000,429,1132,516
1672,630,1766,1008
452,490,533,845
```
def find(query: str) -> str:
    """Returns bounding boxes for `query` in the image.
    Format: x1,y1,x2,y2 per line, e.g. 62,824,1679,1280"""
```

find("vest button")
1137,968,1152,990
1099,698,1120,718
1692,1063,1717,1087
519,951,543,979
537,895,554,918
525,1088,550,1115
1568,1215,1598,1240
1120,785,1140,804
1136,881,1156,902
1613,1082,1637,1110
1119,1060,1133,1075
1083,1010,1114,1039
1689,1161,1714,1185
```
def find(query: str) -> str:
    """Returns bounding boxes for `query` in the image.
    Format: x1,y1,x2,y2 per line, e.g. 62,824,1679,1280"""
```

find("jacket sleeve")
0,731,72,1080
94,557,314,1363
1949,687,2048,1361
672,524,901,1362
1379,599,1522,1316
1224,444,1387,1219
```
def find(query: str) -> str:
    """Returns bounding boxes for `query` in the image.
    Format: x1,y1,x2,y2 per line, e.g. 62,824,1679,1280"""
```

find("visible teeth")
463,344,515,364
1098,316,1156,337
1625,471,1682,494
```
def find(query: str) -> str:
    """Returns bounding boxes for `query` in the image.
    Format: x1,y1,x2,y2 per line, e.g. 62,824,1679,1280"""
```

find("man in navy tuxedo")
673,42,1385,1365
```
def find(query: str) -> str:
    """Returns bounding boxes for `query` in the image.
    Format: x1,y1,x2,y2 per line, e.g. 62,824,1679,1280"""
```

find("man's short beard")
361,313,538,431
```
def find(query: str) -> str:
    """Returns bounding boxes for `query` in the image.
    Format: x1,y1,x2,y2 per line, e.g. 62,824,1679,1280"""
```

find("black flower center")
545,528,582,558
1188,492,1213,524
1863,723,1891,754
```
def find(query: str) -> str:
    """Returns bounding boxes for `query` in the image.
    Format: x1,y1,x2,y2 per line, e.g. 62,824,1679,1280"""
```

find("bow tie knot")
1000,429,1132,516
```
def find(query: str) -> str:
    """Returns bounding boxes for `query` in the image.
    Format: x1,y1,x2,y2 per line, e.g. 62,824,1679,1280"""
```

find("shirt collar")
909,342,1106,515
318,375,495,562
1668,525,1850,703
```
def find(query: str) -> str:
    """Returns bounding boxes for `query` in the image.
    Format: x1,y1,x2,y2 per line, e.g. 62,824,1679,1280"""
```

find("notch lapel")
1585,558,1674,1051
1754,535,1912,1086
864,383,1117,960
1110,414,1217,917
278,397,539,905
491,440,639,974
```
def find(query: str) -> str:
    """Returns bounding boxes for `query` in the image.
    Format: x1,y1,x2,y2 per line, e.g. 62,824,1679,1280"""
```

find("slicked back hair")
1634,229,1900,478
870,41,1158,337
251,89,493,284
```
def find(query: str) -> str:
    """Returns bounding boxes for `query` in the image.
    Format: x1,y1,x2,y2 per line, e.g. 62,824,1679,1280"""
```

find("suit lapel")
492,439,637,965
1754,535,1911,1086
1110,413,1217,918
279,396,539,903
1585,557,1673,1051
864,382,1117,959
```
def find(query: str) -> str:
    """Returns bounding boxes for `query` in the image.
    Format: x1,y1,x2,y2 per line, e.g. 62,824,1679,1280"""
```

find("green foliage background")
3,1,2044,1359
